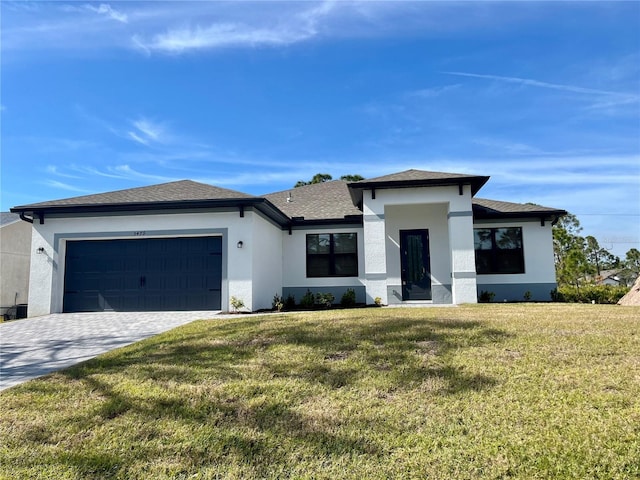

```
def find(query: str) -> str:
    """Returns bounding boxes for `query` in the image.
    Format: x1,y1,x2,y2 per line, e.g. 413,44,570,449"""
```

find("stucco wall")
474,219,558,301
281,226,366,304
361,184,478,305
26,209,275,316
250,214,283,310
1,220,32,314
383,203,451,303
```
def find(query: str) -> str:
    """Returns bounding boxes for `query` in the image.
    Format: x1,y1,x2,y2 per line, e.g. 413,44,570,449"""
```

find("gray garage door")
63,236,222,312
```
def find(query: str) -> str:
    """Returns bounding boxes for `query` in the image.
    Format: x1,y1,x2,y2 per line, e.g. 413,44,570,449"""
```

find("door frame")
399,229,432,301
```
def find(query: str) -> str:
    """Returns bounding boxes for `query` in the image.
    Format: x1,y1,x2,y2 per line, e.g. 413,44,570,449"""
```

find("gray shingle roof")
1,212,21,227
349,169,490,197
359,169,485,183
264,181,362,221
473,198,564,215
12,180,254,209
10,171,565,223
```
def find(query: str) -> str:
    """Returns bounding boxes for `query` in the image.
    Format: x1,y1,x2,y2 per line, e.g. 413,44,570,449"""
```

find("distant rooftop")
1,212,21,227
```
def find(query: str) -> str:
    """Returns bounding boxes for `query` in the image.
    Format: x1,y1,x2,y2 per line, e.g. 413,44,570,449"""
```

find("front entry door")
400,229,432,301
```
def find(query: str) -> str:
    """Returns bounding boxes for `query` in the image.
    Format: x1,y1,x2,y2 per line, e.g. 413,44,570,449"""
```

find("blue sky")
2,1,639,257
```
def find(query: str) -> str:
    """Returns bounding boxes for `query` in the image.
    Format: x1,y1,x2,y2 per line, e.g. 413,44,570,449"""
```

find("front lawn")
1,305,639,479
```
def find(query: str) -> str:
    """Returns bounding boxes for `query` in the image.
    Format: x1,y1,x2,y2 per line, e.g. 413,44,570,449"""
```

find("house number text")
133,231,146,236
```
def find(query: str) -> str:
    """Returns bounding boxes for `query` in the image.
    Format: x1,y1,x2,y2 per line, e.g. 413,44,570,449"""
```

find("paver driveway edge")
0,311,222,391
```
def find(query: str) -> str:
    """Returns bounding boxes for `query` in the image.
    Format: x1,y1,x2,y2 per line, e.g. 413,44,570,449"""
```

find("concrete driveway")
0,311,222,391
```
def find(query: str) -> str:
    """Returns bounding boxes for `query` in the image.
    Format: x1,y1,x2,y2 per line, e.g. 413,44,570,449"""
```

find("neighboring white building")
1,212,32,318
11,170,566,316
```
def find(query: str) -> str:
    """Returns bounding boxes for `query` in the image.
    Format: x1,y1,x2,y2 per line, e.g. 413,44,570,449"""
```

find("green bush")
300,289,315,308
478,290,495,303
284,294,296,310
272,293,283,312
315,292,335,308
554,285,629,304
340,288,357,307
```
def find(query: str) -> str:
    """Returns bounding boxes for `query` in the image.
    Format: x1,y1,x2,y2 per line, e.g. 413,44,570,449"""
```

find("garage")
63,236,222,312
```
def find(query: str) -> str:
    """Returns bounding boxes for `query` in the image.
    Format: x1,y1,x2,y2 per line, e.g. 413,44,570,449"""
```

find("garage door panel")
63,236,222,312
64,292,100,312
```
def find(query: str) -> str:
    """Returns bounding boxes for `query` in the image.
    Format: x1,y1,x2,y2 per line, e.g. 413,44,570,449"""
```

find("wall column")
447,210,478,304
362,210,388,305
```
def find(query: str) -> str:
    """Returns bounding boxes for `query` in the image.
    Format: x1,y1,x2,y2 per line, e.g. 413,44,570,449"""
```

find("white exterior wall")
26,210,275,317
281,226,365,302
474,220,558,301
250,214,283,311
384,204,451,303
1,220,32,314
362,185,477,305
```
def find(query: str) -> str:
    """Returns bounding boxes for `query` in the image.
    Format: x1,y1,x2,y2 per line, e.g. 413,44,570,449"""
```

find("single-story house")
595,269,624,286
11,169,566,316
0,212,32,319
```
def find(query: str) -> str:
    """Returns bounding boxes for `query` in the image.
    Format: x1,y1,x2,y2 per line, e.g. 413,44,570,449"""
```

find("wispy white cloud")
41,180,92,193
442,71,633,97
124,118,167,145
129,1,340,54
46,165,82,179
133,21,310,54
111,165,177,182
84,4,128,24
408,84,461,99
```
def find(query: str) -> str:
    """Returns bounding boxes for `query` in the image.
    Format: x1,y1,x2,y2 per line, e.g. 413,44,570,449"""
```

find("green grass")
1,305,639,479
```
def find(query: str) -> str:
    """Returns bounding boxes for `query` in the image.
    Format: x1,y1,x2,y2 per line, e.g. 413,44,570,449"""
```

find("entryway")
400,229,432,301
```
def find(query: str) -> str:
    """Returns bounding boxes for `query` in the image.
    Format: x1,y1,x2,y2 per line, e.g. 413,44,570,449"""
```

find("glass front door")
400,229,432,301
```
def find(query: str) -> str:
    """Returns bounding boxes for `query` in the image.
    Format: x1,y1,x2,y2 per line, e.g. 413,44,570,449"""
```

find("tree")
559,246,594,291
553,211,628,288
294,173,364,188
553,213,583,274
340,174,364,182
620,248,640,285
584,235,618,275
294,173,333,188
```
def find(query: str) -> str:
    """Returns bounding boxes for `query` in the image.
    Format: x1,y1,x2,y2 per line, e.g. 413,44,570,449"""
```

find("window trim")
306,233,359,278
474,227,525,275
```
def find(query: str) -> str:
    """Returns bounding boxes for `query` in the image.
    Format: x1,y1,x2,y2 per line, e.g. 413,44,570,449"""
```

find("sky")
1,1,639,258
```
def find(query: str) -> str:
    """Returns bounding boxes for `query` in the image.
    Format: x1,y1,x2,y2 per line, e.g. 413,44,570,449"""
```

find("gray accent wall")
476,283,557,302
283,286,366,305
386,284,452,305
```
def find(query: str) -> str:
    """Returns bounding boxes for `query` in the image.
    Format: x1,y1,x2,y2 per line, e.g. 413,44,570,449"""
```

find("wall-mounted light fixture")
237,241,244,249
36,247,45,255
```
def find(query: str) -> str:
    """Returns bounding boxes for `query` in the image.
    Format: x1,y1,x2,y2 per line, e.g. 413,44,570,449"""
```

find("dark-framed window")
474,227,525,274
306,233,358,277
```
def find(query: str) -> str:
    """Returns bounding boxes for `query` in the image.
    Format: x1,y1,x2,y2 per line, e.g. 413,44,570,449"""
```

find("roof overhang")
472,204,567,225
11,198,291,228
347,175,490,207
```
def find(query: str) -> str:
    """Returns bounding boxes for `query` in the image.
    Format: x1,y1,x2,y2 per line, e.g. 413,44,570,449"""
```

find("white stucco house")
11,169,565,316
1,212,32,319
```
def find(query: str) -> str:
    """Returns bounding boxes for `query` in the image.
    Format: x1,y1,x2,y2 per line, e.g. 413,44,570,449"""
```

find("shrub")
272,293,283,312
300,289,315,308
374,297,382,306
284,294,296,310
554,285,628,304
524,291,532,301
340,288,357,307
230,296,245,313
478,290,495,303
315,292,335,308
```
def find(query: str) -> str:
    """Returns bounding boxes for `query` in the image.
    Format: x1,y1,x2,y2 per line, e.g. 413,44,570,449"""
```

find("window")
474,227,525,274
306,233,358,277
